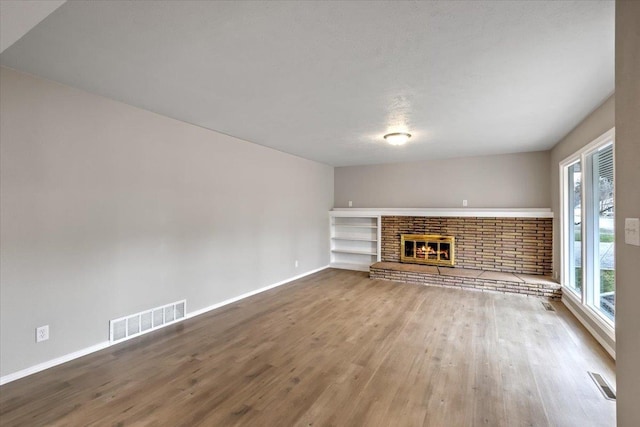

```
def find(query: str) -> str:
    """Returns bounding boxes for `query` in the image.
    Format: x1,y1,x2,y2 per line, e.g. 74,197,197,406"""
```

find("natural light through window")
587,144,615,321
567,161,583,295
561,129,615,325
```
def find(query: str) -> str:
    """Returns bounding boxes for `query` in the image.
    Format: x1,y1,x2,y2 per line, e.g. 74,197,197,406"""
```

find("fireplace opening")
401,234,455,267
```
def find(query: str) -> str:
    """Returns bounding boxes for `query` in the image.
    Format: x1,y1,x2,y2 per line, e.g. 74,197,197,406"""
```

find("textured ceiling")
0,1,614,166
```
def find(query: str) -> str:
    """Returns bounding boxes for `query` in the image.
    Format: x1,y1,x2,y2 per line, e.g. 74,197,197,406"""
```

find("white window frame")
562,157,582,296
559,128,615,335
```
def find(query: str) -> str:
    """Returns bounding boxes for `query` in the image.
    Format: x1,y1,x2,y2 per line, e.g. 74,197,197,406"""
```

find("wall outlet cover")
625,218,640,246
36,325,49,342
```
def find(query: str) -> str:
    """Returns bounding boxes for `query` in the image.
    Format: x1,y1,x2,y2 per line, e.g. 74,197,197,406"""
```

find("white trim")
186,265,329,319
331,237,377,242
377,215,382,262
562,293,616,359
559,158,582,299
330,208,553,218
0,265,329,386
330,249,377,256
558,158,566,287
0,341,110,386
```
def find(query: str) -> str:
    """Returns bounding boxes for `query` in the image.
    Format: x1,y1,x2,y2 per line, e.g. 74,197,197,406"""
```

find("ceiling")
0,0,65,53
0,1,614,167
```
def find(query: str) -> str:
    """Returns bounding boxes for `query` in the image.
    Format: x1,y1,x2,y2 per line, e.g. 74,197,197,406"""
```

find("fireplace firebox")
401,234,455,267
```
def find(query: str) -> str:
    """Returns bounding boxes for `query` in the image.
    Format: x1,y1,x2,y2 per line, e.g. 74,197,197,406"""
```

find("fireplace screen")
401,234,455,267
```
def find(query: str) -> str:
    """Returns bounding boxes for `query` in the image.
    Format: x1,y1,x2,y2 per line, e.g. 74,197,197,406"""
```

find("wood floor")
0,269,616,426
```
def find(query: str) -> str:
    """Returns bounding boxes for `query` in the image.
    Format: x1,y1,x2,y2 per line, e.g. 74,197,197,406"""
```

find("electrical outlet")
36,325,49,342
348,200,353,207
295,260,299,268
462,199,468,207
625,218,640,246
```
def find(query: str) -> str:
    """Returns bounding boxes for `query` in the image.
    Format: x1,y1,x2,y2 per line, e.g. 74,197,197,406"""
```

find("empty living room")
1,1,639,426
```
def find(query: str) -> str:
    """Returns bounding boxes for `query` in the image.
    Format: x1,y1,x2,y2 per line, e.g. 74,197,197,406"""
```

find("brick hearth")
370,261,561,300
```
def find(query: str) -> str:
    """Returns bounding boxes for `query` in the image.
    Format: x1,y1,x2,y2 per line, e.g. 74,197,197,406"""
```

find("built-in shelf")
332,237,378,242
332,224,378,228
330,213,381,272
331,249,378,256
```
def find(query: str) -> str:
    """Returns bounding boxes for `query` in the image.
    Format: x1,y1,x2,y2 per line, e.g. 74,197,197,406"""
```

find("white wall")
334,151,550,209
0,67,333,377
615,1,640,424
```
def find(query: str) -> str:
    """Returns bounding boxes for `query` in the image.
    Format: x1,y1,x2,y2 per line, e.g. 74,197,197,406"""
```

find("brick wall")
381,216,552,275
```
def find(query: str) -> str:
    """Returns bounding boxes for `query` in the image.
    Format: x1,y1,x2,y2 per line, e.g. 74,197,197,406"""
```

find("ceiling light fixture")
384,132,411,146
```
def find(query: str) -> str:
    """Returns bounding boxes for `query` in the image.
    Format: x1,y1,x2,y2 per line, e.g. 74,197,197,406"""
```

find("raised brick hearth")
370,262,561,300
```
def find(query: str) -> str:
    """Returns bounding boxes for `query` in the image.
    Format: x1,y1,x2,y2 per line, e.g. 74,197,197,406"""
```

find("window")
586,144,615,321
566,161,582,294
561,129,615,325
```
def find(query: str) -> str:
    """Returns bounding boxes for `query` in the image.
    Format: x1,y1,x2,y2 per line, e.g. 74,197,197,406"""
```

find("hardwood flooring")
0,269,616,426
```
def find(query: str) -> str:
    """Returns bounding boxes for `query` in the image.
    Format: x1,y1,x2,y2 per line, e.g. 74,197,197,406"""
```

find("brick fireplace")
370,214,559,299
382,216,552,275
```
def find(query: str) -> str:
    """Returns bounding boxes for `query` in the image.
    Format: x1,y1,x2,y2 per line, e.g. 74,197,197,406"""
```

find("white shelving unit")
329,212,381,272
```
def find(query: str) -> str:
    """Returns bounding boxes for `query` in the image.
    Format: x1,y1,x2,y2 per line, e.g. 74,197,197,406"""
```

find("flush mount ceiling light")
384,132,411,146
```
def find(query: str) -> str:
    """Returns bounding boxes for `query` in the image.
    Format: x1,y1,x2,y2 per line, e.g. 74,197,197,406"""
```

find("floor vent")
588,372,616,400
542,301,555,311
110,300,186,343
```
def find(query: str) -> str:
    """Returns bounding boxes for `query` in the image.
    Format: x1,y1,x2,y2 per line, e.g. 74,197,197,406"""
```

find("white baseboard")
0,341,110,386
562,296,616,359
0,265,329,386
186,265,330,319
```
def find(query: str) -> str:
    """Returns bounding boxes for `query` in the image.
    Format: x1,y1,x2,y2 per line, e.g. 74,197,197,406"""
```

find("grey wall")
334,151,551,209
615,2,640,424
0,67,333,377
549,95,615,279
